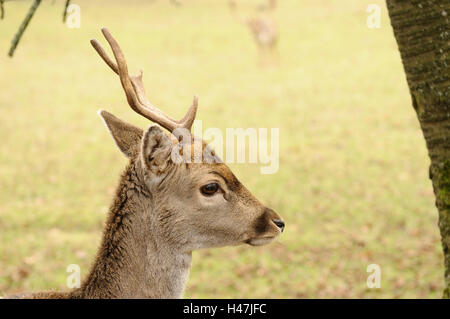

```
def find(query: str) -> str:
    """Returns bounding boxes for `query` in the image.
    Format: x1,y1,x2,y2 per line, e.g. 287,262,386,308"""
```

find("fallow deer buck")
6,28,284,299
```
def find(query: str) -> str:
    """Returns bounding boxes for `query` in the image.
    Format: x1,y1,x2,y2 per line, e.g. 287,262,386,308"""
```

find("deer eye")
201,183,220,196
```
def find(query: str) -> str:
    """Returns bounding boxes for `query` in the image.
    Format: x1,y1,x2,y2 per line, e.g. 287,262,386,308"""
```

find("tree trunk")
386,0,450,298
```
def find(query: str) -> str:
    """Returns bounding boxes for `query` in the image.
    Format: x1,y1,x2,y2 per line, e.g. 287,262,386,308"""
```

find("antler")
90,27,198,132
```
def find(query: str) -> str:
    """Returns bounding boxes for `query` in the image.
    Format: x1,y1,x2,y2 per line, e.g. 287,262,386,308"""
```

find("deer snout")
246,207,284,246
265,207,285,233
272,219,285,232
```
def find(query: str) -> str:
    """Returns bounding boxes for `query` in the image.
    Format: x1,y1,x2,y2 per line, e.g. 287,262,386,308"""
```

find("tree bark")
386,0,450,298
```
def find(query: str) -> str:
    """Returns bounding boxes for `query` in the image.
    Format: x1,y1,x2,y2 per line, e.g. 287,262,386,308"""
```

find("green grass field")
0,0,444,298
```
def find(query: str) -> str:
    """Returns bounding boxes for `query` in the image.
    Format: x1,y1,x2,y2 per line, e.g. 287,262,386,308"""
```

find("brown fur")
6,112,284,299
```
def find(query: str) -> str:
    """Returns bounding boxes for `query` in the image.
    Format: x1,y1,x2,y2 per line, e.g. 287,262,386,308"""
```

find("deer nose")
273,219,285,232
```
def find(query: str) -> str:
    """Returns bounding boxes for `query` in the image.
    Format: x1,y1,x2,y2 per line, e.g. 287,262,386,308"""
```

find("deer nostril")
273,220,285,232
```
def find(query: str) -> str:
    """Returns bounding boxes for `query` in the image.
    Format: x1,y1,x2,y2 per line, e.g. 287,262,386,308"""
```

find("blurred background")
0,0,444,298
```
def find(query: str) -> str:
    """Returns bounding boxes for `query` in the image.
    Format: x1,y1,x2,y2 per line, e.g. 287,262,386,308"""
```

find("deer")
5,28,284,299
229,0,278,65
148,0,183,6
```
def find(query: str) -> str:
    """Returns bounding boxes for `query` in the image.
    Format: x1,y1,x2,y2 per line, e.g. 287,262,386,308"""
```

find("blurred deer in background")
149,0,183,6
256,0,277,11
229,0,279,65
6,28,284,299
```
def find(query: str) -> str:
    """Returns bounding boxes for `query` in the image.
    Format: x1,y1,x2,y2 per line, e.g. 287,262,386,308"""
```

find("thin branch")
62,0,70,23
0,0,5,20
8,0,42,57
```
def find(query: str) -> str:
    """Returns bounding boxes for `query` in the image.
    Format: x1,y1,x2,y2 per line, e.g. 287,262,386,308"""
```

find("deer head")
91,28,284,251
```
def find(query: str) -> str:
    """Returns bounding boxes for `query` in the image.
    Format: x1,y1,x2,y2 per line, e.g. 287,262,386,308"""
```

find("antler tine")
90,27,198,132
181,95,199,131
128,70,198,131
90,38,119,75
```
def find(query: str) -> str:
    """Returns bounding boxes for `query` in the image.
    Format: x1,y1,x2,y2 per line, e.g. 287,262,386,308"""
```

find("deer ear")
141,125,173,175
98,110,143,158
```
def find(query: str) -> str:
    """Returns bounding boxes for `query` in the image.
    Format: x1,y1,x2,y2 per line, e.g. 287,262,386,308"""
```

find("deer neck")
73,160,192,299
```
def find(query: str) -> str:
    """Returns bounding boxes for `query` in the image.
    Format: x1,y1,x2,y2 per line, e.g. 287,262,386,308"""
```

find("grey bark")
386,0,450,298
